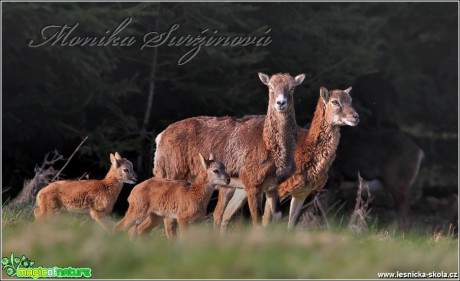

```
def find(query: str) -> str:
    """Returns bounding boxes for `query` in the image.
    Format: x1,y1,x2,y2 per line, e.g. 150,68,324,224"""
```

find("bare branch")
52,136,88,181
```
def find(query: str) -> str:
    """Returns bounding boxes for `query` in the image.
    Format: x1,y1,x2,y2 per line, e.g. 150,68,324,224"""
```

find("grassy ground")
1,209,458,279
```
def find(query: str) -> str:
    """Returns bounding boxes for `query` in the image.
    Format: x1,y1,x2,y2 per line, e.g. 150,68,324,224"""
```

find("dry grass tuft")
348,173,372,234
3,150,63,213
4,137,88,214
298,191,330,230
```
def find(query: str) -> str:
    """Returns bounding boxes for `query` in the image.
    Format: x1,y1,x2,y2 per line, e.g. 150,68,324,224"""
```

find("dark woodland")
2,2,457,228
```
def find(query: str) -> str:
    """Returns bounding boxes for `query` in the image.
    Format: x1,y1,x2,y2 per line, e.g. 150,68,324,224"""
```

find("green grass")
1,210,458,279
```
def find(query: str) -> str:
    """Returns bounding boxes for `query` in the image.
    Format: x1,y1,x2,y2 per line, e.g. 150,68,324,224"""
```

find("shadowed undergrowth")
1,210,458,279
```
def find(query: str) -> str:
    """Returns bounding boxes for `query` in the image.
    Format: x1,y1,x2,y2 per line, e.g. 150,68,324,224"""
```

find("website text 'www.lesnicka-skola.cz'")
377,271,458,279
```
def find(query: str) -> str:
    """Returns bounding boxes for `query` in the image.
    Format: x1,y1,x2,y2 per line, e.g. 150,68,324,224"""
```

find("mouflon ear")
258,72,270,86
320,87,330,104
209,153,216,161
293,74,306,86
110,153,119,168
198,153,208,169
343,86,352,95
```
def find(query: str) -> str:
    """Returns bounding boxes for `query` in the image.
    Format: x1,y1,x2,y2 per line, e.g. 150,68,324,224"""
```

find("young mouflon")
116,153,230,239
34,152,137,229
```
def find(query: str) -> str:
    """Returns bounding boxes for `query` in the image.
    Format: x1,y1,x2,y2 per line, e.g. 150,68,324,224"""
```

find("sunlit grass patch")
2,209,458,279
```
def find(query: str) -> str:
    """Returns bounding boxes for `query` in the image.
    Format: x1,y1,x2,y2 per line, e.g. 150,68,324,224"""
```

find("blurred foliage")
2,2,457,199
1,213,458,279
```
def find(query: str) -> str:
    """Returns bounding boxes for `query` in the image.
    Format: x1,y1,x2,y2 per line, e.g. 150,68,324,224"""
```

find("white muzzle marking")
275,94,288,112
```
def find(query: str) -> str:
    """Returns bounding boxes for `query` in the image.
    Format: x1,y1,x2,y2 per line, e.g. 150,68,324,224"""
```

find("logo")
2,253,92,279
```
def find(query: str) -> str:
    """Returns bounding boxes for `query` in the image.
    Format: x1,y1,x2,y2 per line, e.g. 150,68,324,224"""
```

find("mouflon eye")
331,100,340,106
123,168,129,173
213,169,219,174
